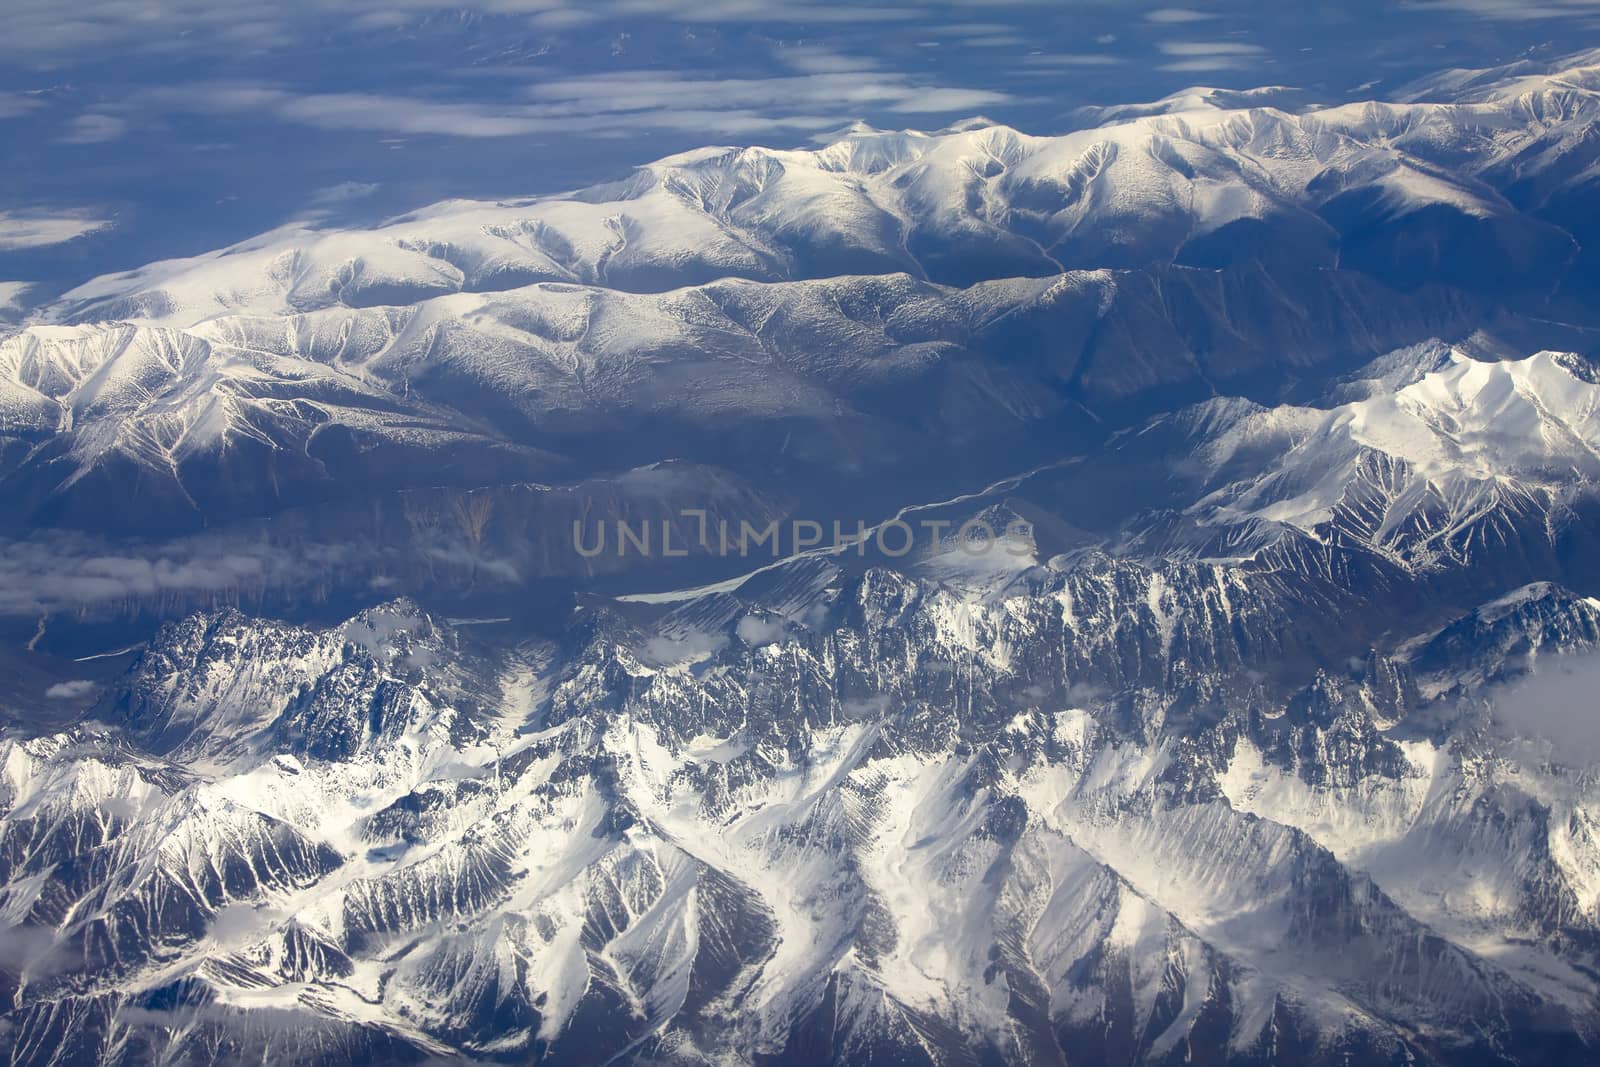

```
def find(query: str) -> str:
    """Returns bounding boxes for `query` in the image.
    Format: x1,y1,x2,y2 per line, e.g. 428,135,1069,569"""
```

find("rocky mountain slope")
4,50,1600,546
4,48,1600,1067
6,538,1600,1064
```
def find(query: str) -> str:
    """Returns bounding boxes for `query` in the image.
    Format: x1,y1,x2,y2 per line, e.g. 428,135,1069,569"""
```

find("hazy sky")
3,0,1598,302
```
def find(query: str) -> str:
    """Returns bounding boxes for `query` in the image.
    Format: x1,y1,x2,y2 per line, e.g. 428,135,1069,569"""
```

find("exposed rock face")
6,47,1600,1067
6,501,1600,1064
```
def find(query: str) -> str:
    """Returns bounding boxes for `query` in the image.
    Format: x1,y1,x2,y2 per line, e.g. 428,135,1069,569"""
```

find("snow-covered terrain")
40,50,1600,328
4,48,1600,1067
7,550,1600,1064
3,49,1598,547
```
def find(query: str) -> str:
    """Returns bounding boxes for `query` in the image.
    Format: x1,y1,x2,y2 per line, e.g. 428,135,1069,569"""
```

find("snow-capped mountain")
7,556,1600,1063
6,49,1600,548
1080,342,1600,571
43,48,1600,324
5,48,1600,1067
0,258,1474,538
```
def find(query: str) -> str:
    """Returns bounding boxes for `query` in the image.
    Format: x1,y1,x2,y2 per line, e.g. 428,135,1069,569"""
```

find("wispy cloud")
1145,8,1221,23
1407,0,1600,19
277,93,551,138
0,0,1050,60
0,210,110,252
307,181,381,207
0,282,31,313
0,534,356,617
1159,58,1262,72
524,69,1011,121
1020,53,1127,68
1158,39,1267,71
776,45,882,75
604,0,918,24
0,93,44,119
1159,41,1268,56
59,113,127,144
961,33,1031,47
109,59,1015,144
1486,649,1600,764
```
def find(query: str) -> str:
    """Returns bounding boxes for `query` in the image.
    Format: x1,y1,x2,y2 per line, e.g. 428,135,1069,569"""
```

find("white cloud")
626,0,915,24
1409,0,1600,18
59,113,127,144
0,93,44,119
1159,41,1267,56
0,0,1057,59
45,680,97,700
776,45,881,75
0,210,109,251
208,902,286,946
887,86,1016,112
525,70,1011,124
0,534,356,617
1157,40,1267,71
1146,8,1220,23
1486,650,1600,765
0,282,31,313
308,181,381,206
641,630,727,666
1021,53,1127,68
277,93,550,138
736,614,785,646
108,61,1014,143
1159,57,1261,72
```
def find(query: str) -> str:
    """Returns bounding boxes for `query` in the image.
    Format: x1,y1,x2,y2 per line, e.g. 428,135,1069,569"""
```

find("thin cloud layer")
0,211,110,252
1413,0,1600,19
1157,39,1268,71
0,535,358,618
1145,8,1220,22
0,283,31,313
0,0,1042,59
0,94,44,120
92,59,1016,144
1486,650,1600,764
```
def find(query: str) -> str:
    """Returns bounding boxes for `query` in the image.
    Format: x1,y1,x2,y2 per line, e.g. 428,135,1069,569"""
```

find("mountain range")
4,47,1600,1066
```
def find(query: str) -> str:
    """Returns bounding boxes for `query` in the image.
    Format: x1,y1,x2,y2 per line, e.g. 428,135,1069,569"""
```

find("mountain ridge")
6,47,1600,1065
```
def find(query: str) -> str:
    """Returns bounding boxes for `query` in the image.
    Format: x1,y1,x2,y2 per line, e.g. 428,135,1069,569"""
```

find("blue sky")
3,0,1598,305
